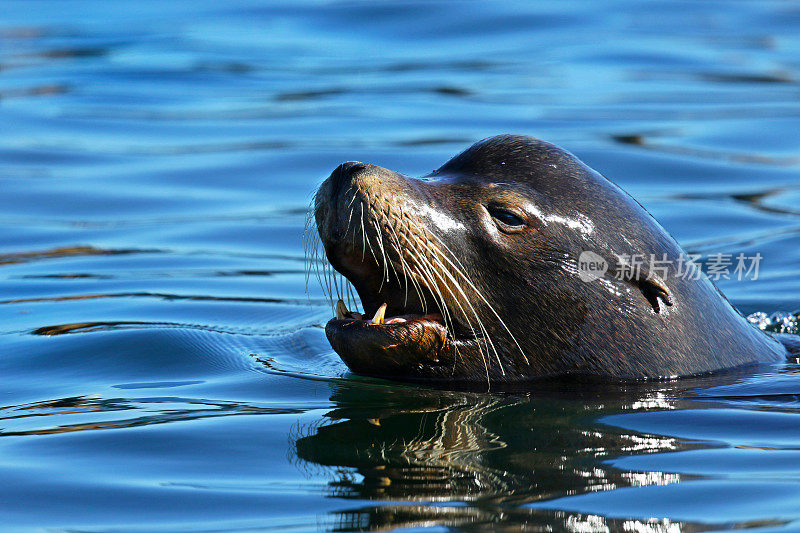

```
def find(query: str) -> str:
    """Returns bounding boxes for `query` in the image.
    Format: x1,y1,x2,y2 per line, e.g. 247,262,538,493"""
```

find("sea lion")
312,135,790,384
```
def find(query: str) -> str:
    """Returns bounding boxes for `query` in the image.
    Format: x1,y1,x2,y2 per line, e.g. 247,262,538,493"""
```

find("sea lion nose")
329,161,368,198
336,161,367,176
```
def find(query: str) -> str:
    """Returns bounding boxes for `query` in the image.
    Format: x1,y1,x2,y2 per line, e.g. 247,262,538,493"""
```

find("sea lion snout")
316,162,371,244
327,161,404,202
313,156,493,380
316,161,419,246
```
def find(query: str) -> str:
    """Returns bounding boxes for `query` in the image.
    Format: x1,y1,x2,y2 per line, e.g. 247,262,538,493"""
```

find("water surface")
2,1,800,531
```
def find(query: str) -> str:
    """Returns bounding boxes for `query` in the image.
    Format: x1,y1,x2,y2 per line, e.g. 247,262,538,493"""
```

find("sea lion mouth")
311,162,484,377
324,240,477,338
322,242,479,376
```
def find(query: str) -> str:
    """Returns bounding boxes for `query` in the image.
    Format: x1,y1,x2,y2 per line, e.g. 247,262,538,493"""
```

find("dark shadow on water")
682,224,800,257
289,370,776,531
0,395,305,437
273,85,472,102
697,71,795,85
0,83,70,100
15,292,293,307
30,319,304,337
611,134,800,167
0,245,161,266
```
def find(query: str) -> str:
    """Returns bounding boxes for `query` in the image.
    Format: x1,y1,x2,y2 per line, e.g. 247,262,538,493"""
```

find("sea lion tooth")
373,303,387,325
336,299,349,319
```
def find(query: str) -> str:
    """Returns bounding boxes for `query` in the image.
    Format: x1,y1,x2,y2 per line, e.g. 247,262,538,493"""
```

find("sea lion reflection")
291,383,709,531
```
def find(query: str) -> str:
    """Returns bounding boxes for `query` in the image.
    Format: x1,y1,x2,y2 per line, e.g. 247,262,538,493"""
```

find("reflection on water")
291,375,776,531
324,506,716,533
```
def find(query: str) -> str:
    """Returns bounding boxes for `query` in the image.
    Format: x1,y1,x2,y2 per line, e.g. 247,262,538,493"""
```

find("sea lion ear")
612,260,674,314
636,275,673,314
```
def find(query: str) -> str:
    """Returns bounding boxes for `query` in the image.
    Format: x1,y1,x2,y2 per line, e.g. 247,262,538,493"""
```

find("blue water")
2,1,800,531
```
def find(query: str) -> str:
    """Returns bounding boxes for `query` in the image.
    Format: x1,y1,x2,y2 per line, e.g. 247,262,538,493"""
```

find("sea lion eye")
488,206,526,228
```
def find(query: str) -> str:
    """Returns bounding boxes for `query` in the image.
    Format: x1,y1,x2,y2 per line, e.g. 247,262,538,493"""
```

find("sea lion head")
313,135,783,384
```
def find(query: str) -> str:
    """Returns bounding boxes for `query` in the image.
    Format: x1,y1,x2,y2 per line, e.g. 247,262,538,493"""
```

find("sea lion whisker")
423,227,529,366
374,217,402,290
388,215,472,329
339,273,356,311
345,275,358,312
346,186,358,209
418,250,493,383
388,210,431,314
345,205,356,242
343,186,363,245
390,223,492,379
359,201,366,261
360,203,381,267
302,195,318,293
412,247,457,332
404,249,462,348
307,209,335,307
304,212,334,307
404,217,507,374
322,246,336,307
427,244,506,380
385,223,428,314
383,215,412,308
401,247,429,313
396,223,436,314
425,250,499,380
331,265,341,302
370,218,391,291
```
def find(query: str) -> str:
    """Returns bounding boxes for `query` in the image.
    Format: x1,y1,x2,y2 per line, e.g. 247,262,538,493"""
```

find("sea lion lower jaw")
325,309,453,378
313,135,788,384
325,309,513,383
